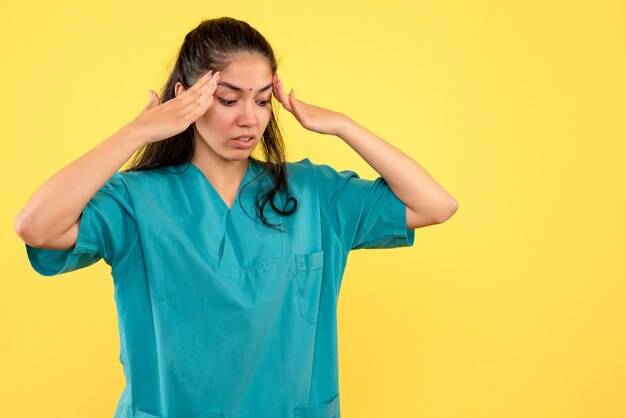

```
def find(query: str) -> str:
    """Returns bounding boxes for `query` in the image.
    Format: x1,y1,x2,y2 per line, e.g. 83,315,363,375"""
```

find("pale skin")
174,53,457,227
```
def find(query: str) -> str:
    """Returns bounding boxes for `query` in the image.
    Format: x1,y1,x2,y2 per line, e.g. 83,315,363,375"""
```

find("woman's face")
175,53,274,163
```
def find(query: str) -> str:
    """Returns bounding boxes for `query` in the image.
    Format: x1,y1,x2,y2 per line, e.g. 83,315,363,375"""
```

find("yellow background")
1,0,625,417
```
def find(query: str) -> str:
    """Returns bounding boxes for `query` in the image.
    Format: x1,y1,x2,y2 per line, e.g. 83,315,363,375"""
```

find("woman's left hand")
272,73,348,136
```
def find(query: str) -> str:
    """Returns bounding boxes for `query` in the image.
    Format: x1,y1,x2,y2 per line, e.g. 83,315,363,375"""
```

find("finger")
183,91,216,122
148,90,160,105
183,84,218,119
272,74,293,112
184,70,215,97
271,73,282,104
193,70,215,90
183,76,220,119
181,71,220,111
178,71,219,107
287,92,301,118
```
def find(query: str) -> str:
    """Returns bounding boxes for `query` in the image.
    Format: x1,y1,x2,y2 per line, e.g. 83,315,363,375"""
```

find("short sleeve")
25,172,138,276
309,160,415,251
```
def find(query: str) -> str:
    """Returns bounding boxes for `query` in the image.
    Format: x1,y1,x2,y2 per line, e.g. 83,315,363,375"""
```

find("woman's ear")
174,82,186,98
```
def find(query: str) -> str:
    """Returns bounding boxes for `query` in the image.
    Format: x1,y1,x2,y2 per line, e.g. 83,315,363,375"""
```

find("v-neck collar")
185,159,254,213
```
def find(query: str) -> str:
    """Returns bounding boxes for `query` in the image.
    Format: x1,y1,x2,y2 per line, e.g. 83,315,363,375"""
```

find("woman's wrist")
333,113,356,138
116,121,151,149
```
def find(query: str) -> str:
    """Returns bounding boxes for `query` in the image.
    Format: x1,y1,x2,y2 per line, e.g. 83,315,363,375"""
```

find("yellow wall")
1,0,624,417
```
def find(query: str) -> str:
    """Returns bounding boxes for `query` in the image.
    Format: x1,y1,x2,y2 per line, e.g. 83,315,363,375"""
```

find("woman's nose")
237,102,257,127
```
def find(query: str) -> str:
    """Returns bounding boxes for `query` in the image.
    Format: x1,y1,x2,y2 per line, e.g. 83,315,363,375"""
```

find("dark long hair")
123,17,298,231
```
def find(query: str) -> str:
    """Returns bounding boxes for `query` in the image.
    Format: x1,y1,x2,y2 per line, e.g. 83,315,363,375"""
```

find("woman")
15,16,457,418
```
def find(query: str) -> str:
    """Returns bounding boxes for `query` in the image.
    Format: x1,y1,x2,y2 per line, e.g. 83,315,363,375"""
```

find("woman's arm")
335,115,458,228
15,70,220,249
14,125,146,248
271,75,458,229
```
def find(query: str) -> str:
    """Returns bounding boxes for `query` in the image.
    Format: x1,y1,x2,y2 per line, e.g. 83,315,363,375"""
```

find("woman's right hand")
129,70,221,145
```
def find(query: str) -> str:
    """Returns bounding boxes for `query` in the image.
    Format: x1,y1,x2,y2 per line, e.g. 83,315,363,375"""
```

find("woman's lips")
232,136,255,149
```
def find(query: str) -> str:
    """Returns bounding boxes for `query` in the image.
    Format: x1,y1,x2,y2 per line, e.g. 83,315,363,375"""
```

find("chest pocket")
295,250,324,325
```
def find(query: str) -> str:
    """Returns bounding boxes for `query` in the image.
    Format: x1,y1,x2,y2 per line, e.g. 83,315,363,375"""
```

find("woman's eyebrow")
217,82,273,92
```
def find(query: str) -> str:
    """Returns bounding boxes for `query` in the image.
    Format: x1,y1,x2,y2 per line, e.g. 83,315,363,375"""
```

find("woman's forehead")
217,80,273,93
218,54,273,91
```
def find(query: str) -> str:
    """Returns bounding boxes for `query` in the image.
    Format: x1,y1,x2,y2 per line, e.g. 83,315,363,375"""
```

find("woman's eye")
218,98,271,107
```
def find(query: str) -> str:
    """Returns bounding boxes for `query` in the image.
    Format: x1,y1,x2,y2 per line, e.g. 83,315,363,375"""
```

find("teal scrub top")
25,157,415,418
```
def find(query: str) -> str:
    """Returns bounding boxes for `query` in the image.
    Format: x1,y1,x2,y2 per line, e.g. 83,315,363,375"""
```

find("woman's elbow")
435,196,459,224
14,211,43,247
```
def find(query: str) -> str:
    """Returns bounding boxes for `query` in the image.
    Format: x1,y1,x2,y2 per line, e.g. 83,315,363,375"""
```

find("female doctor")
15,16,457,418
